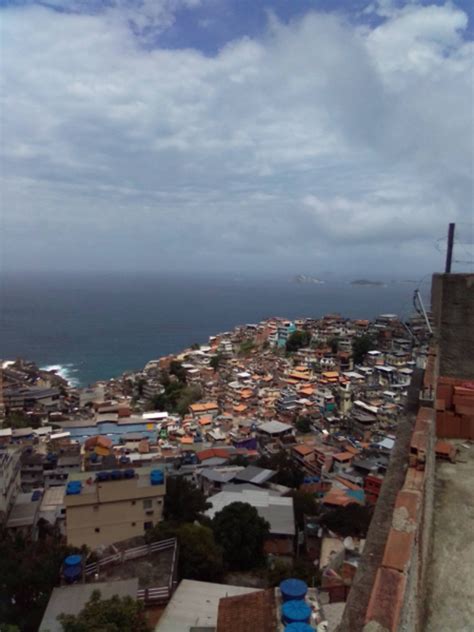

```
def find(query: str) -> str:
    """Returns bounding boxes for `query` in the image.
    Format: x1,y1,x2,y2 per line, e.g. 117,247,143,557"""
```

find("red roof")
217,590,275,632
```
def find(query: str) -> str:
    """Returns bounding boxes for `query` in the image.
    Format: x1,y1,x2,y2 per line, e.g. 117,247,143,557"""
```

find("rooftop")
155,580,260,632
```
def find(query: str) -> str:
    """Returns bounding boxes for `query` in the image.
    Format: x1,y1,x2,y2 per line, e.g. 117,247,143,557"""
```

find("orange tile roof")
180,436,193,444
240,389,254,399
199,416,212,426
293,444,314,456
333,451,355,462
189,401,219,413
233,404,248,413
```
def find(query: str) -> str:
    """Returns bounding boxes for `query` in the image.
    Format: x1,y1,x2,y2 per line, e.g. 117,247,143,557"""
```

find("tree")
291,490,319,530
163,477,210,523
238,340,255,356
352,335,375,365
213,502,270,571
265,558,320,588
257,450,304,489
190,343,200,350
320,504,373,538
286,330,311,353
295,416,312,434
58,590,150,632
210,353,223,371
169,361,187,383
0,529,84,632
176,524,224,581
327,337,339,354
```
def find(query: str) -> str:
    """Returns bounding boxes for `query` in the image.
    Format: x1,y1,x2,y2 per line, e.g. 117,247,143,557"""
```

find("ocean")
0,272,425,387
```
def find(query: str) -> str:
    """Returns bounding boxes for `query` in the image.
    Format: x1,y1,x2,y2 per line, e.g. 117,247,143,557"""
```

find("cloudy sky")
1,0,473,278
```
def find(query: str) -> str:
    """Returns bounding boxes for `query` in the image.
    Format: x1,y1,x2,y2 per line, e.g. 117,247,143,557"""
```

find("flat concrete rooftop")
424,442,474,632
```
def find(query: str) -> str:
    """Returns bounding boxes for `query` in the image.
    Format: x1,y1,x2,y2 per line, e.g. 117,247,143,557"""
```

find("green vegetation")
320,504,373,538
59,590,150,632
210,352,223,371
257,450,304,489
295,416,312,434
3,411,38,429
238,340,255,356
327,337,339,354
286,330,311,353
145,522,224,582
291,490,319,530
352,334,375,364
163,477,210,523
212,502,270,571
0,529,84,632
265,558,320,588
149,364,202,416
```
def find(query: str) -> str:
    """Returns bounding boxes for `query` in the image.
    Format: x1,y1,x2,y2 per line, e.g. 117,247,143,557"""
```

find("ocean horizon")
0,272,429,387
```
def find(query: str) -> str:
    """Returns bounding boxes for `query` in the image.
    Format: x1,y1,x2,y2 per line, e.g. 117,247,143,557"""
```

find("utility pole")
445,222,455,273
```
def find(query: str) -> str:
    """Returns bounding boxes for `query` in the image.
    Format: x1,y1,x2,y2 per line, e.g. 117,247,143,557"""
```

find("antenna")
413,290,433,336
445,223,455,273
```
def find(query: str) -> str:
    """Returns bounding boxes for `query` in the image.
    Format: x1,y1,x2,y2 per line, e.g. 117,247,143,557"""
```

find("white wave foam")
41,363,80,387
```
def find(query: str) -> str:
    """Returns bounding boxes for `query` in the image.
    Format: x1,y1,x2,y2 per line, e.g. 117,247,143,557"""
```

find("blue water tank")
64,554,82,567
124,468,135,479
284,623,313,632
281,600,311,625
96,471,110,482
111,470,123,480
150,469,164,485
66,481,82,495
31,490,42,502
280,578,308,602
63,565,81,582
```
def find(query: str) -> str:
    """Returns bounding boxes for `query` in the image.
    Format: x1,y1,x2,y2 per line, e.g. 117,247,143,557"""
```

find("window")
131,522,136,527
93,505,99,512
144,521,153,530
157,499,163,504
95,527,100,533
131,500,136,505
143,499,152,510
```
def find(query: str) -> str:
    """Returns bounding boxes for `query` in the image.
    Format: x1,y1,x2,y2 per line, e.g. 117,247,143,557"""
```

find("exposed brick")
382,529,415,572
404,467,425,492
411,430,428,455
365,567,406,632
394,489,421,524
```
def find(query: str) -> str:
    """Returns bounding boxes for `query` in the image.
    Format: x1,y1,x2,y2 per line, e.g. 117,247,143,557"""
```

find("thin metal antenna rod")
445,223,455,273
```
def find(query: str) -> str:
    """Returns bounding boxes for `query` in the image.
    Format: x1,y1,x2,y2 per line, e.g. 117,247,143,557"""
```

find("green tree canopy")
291,490,319,530
295,416,312,434
145,522,224,582
286,330,311,353
59,590,150,632
212,502,270,571
352,335,375,365
0,529,83,632
210,353,223,371
163,477,210,523
257,450,304,489
320,504,373,538
327,337,339,354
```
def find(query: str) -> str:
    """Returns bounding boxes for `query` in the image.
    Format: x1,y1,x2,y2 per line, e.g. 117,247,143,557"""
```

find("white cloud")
0,2,472,275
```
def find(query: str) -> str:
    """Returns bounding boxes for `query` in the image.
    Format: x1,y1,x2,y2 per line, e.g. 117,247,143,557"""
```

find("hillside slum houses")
0,312,431,599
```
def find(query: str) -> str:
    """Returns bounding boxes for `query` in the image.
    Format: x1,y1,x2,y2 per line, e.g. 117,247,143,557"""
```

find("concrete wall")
431,274,474,380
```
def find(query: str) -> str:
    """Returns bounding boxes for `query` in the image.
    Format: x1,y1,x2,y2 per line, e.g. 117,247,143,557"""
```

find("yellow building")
64,467,165,549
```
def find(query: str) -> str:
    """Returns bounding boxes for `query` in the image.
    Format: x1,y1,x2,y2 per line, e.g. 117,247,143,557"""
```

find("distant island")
293,274,325,284
350,279,386,287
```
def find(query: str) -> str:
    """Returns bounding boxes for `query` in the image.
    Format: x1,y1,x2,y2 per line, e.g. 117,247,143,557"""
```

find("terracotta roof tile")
216,589,276,632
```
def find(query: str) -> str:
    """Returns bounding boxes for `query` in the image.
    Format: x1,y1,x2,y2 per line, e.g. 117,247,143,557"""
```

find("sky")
0,0,473,278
